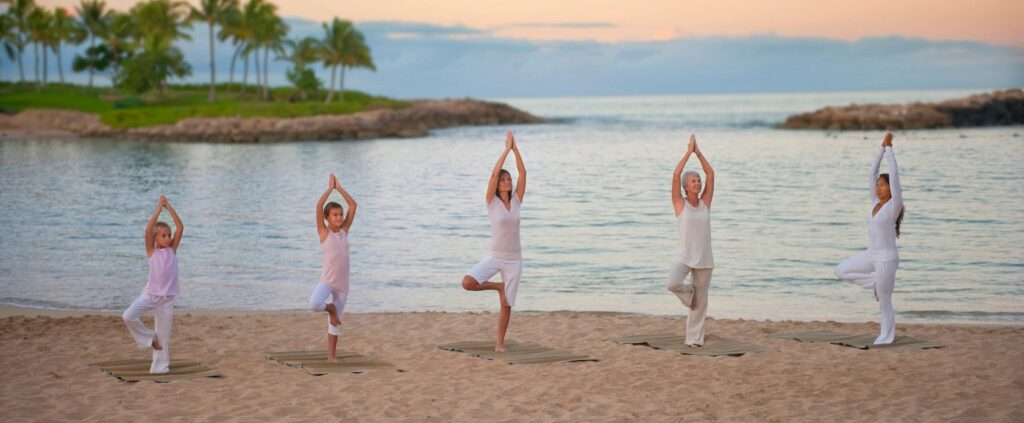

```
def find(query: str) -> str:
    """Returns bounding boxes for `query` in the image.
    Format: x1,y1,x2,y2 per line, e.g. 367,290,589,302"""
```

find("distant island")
780,89,1024,130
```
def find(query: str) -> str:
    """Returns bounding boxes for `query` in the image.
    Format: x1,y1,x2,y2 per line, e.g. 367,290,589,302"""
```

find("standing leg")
494,260,521,352
835,251,876,290
123,294,158,350
150,296,175,373
666,262,695,307
326,291,347,362
686,268,713,346
874,260,898,344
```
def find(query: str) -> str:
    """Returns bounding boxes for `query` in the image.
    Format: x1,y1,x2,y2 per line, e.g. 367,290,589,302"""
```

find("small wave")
898,310,1024,321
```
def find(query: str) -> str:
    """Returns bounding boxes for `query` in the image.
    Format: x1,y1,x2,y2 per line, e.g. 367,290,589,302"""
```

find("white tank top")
675,199,714,268
144,247,179,296
488,196,522,260
320,229,350,293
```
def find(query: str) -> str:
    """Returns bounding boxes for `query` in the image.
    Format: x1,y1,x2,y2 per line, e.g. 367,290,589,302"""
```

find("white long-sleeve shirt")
867,146,903,261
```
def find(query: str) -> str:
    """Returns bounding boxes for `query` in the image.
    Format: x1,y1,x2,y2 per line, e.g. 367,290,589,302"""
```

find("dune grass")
0,82,408,129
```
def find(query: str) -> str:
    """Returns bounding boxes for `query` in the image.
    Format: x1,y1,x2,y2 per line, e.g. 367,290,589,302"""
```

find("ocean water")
1,89,1021,324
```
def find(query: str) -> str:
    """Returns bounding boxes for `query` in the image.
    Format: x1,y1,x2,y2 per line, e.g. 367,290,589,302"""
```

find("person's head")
495,169,513,199
682,170,702,197
153,222,172,248
876,174,892,202
323,202,344,230
876,174,906,238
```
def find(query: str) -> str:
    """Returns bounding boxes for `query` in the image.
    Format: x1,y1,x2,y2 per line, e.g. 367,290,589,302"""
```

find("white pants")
835,251,899,344
666,262,713,345
122,293,175,373
466,256,523,307
308,283,348,336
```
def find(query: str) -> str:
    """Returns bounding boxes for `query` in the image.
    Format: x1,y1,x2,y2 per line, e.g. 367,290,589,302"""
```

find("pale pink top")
488,196,522,260
320,229,350,293
144,247,179,296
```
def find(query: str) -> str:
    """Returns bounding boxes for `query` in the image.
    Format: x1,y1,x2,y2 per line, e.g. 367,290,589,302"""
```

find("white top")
675,199,714,268
867,146,903,261
144,247,179,296
320,229,350,293
488,195,522,260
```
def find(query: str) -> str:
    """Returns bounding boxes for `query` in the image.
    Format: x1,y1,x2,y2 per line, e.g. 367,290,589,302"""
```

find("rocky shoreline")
0,98,544,142
780,89,1024,130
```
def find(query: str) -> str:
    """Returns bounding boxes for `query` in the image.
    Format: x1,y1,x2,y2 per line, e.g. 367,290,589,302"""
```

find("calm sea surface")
1,89,1021,324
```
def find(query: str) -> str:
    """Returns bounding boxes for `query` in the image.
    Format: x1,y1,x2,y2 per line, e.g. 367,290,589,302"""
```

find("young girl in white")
666,135,715,347
461,131,526,352
122,195,184,374
311,173,357,362
835,132,905,345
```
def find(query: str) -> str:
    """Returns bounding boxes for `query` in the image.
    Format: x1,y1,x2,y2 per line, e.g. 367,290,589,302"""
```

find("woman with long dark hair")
461,131,526,352
835,132,905,344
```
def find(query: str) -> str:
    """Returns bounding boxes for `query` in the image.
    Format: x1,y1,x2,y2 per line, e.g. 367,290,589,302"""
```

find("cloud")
499,22,617,29
5,18,1021,99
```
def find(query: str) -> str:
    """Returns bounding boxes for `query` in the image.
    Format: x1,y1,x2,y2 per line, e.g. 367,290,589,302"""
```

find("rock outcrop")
0,98,544,142
780,89,1024,130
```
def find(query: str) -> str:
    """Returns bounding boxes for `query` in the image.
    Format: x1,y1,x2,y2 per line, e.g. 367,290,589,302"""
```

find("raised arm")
671,135,696,217
869,134,886,204
884,134,902,212
315,174,335,242
144,198,163,257
334,177,358,232
161,196,184,252
509,132,526,202
485,135,513,204
694,140,715,207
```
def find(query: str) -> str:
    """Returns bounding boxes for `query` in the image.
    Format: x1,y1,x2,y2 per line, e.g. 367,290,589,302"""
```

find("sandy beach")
1,305,1021,422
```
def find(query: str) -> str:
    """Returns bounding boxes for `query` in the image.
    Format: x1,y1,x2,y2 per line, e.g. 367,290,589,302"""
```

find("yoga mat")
609,334,767,357
265,350,401,374
771,331,853,343
830,334,944,350
89,359,223,383
438,340,598,364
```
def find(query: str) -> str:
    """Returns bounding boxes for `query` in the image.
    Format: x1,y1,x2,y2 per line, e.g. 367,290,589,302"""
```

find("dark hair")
323,202,344,221
494,169,512,200
877,174,905,238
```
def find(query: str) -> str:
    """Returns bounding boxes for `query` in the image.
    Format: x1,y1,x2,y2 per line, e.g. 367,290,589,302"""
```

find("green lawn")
0,83,407,129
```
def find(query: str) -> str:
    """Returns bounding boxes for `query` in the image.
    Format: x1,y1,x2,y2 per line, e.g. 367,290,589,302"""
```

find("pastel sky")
12,1,1024,98
39,0,1024,47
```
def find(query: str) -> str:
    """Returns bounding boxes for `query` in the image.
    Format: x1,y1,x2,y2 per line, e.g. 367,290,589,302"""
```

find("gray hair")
682,170,701,194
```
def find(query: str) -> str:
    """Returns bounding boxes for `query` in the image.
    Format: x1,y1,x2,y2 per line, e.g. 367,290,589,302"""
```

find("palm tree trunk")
325,64,336,103
57,43,65,84
42,43,49,86
208,21,216,103
33,42,40,89
253,50,261,97
262,46,269,100
229,44,240,87
87,34,95,88
17,46,25,83
241,52,248,93
338,66,345,102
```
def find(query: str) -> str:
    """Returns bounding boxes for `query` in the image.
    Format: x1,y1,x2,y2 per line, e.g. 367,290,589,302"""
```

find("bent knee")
309,301,324,312
461,275,479,290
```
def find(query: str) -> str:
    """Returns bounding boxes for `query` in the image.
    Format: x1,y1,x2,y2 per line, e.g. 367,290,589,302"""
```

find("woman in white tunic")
666,135,715,347
461,131,526,352
835,132,905,345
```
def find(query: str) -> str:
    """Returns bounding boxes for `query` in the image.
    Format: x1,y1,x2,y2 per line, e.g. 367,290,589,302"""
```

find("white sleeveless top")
675,199,714,268
488,196,522,260
144,247,179,296
320,229,350,293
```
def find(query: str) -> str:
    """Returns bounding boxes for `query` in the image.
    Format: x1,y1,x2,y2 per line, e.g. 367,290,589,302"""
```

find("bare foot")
495,344,506,353
151,337,162,351
325,304,341,326
326,356,338,363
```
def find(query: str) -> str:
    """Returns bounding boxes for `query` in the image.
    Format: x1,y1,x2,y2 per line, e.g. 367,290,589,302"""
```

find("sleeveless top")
320,229,350,292
144,247,179,296
675,199,714,268
488,196,522,260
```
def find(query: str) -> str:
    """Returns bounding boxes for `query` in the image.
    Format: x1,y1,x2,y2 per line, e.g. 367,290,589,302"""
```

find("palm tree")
99,10,133,91
50,6,85,84
75,0,107,89
257,14,287,100
281,36,321,100
188,0,237,102
26,5,50,88
215,1,241,87
0,14,16,82
127,0,191,97
236,0,264,95
320,18,374,103
245,0,284,100
7,0,35,83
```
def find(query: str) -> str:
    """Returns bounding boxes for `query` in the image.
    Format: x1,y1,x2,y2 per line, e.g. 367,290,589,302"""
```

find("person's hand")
883,132,893,147
156,197,164,211
686,134,696,155
505,131,514,151
333,174,342,190
328,173,337,189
